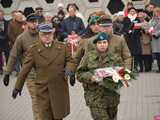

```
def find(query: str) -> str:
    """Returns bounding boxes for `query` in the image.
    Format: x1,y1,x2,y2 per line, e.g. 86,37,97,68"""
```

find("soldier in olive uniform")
3,14,41,120
75,15,101,64
77,32,124,120
12,23,76,120
75,13,131,69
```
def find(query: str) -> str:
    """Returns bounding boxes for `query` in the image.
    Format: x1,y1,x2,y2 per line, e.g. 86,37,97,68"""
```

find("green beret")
93,32,109,44
88,16,101,25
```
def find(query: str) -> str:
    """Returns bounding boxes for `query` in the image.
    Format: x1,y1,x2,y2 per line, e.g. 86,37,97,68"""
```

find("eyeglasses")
37,10,43,13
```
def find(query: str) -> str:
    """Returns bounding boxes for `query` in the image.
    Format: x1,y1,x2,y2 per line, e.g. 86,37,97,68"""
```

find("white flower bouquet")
94,67,137,90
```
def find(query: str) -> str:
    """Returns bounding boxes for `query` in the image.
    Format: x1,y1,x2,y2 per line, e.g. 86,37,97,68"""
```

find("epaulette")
29,42,39,49
55,41,66,49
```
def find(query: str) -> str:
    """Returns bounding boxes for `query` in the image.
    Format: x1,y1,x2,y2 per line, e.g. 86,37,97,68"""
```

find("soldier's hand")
3,74,10,86
69,74,76,86
12,88,21,99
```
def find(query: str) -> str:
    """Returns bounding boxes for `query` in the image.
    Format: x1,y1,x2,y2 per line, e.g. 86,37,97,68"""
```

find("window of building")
107,0,125,14
1,0,13,8
45,0,54,4
88,0,98,2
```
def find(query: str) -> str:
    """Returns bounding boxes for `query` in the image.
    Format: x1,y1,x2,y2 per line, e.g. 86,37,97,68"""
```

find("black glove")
12,88,21,99
65,69,76,86
153,35,159,39
69,74,76,86
3,74,10,86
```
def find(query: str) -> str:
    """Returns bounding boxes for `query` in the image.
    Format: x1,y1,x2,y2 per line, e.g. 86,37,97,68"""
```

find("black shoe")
145,70,151,72
139,69,143,72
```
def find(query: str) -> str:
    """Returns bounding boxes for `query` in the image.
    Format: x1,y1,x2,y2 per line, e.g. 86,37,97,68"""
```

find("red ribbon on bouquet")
117,67,129,87
67,34,80,57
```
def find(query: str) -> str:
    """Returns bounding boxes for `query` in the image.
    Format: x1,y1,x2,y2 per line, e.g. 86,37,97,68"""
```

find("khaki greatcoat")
15,40,76,119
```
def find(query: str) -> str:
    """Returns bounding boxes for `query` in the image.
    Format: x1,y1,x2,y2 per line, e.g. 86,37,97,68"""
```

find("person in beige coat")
12,23,76,120
8,11,25,48
3,13,41,120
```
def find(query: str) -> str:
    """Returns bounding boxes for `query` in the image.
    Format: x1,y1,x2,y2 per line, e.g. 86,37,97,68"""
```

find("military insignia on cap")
100,36,104,40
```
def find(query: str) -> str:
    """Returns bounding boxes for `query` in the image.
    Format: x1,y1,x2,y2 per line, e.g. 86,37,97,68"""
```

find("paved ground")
0,72,160,120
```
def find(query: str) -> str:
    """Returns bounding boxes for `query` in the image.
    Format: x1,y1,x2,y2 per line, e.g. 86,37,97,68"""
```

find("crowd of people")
0,1,160,120
113,2,160,72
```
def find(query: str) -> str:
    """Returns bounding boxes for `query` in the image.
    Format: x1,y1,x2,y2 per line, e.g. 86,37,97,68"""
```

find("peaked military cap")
93,32,109,44
99,18,113,27
38,23,53,33
26,13,39,21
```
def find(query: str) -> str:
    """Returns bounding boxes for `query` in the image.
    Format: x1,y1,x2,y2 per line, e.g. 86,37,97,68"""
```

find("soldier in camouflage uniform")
76,32,124,120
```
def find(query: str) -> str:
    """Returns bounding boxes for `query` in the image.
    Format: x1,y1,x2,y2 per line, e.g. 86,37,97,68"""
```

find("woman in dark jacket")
123,7,143,72
60,3,85,40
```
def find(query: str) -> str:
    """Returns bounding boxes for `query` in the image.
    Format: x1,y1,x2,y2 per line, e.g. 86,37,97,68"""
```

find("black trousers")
142,55,152,72
0,46,10,69
133,55,143,72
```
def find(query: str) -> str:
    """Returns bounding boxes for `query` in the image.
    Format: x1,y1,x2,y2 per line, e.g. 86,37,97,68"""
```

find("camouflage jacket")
77,50,124,84
76,50,122,107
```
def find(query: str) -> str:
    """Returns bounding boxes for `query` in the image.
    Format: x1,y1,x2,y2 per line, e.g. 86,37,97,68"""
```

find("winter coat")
15,40,76,119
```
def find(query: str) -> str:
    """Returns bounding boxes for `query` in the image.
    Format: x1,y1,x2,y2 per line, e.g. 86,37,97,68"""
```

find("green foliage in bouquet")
99,77,123,91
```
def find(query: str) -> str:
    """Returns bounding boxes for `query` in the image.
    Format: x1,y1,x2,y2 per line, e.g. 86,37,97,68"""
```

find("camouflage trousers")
26,79,42,120
84,87,120,120
89,106,118,120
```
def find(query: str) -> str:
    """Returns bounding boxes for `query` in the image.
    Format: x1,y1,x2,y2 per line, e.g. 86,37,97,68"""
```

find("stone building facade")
0,0,151,19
